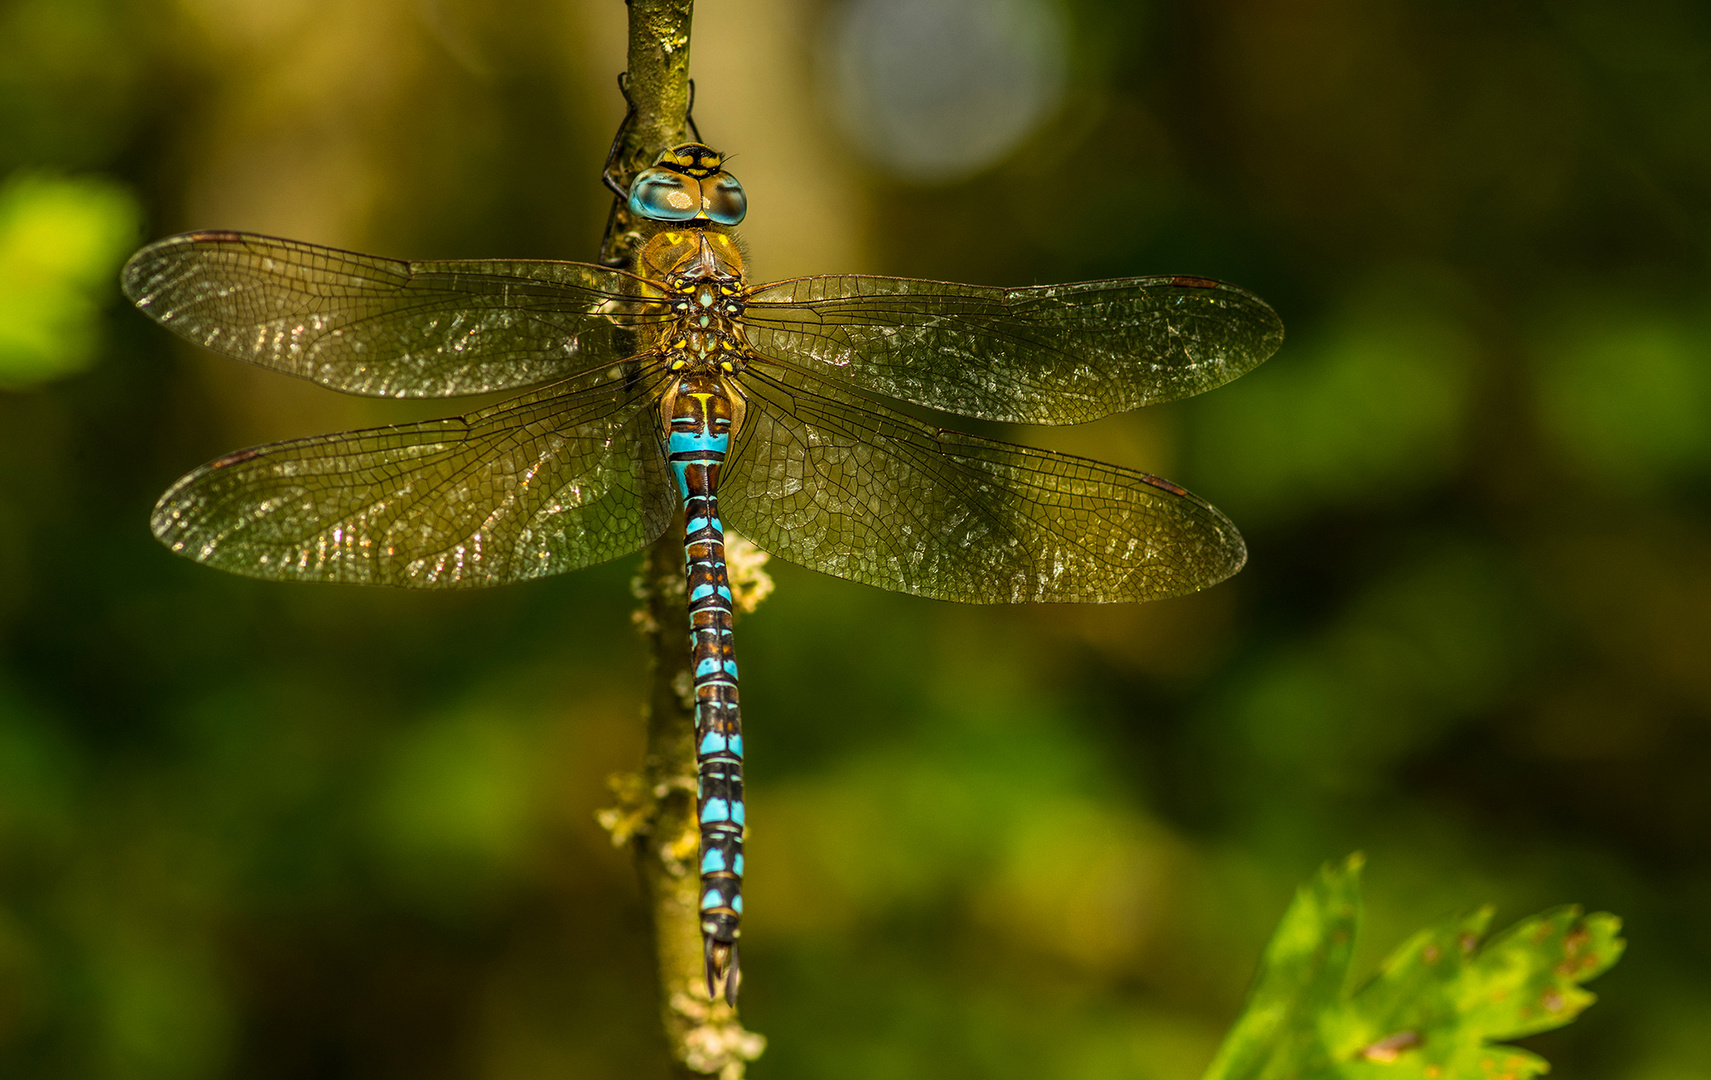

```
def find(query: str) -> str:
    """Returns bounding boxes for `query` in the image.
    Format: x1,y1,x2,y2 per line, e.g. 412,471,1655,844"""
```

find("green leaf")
1203,855,1624,1080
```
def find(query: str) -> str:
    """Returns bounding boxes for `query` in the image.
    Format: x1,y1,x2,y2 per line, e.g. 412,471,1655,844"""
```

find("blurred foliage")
1,0,1709,1078
1531,297,1711,487
1203,856,1622,1080
1191,269,1478,524
0,173,140,388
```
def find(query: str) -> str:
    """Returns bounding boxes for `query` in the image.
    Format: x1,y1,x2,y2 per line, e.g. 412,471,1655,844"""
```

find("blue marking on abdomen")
677,452,750,992
668,430,729,456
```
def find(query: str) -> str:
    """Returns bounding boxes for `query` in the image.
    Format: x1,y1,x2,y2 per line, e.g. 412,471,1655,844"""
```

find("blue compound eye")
702,174,747,225
628,168,702,222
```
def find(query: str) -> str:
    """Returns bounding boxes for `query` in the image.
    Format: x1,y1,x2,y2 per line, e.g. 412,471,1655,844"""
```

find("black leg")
603,72,704,200
602,72,638,200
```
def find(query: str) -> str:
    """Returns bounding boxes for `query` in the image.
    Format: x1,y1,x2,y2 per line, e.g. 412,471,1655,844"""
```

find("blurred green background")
1,0,1706,1076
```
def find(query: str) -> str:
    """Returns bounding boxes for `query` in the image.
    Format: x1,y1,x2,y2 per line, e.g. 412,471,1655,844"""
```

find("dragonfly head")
627,142,747,226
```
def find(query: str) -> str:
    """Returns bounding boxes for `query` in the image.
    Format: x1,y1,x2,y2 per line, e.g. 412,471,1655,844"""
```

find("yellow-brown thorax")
641,228,752,439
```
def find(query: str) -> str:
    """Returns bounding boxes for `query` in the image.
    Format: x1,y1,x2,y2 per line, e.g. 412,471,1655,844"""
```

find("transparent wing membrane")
122,232,665,397
130,233,1271,603
741,274,1283,425
720,360,1246,603
151,362,675,588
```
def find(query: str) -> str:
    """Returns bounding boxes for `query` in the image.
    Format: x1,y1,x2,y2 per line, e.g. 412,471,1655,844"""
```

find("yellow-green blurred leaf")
0,171,139,388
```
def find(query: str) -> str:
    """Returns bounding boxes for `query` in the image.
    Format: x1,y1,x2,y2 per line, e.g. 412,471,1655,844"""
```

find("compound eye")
702,173,747,225
628,168,701,222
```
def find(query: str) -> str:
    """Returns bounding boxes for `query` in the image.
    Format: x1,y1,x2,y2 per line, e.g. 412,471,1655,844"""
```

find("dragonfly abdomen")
664,371,746,1003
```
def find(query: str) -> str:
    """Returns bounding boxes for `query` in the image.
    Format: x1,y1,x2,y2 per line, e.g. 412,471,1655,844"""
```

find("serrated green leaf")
1201,853,1365,1080
1202,856,1623,1080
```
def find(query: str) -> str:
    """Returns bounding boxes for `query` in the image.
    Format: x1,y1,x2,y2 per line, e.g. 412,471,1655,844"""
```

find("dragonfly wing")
123,231,667,397
152,362,675,588
740,274,1282,424
720,363,1245,603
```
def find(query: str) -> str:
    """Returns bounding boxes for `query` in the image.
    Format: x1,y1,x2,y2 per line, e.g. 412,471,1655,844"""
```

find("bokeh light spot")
821,0,1068,184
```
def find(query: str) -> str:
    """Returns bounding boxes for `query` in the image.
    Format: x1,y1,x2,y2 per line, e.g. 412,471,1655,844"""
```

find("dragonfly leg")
602,74,703,200
686,78,703,144
602,72,639,200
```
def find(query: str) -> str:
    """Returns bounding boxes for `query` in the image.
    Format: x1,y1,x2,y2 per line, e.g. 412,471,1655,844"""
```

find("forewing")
741,274,1282,424
122,231,666,397
720,364,1245,603
152,363,676,588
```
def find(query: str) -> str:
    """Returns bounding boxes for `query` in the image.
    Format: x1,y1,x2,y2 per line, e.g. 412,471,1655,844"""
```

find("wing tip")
1148,481,1248,600
121,230,250,303
1258,306,1286,358
118,244,154,303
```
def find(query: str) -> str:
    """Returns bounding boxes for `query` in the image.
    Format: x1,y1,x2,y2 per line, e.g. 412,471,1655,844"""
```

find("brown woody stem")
595,2,766,1075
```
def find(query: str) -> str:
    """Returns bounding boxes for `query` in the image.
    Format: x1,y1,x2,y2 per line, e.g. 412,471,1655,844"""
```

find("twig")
598,0,694,270
592,2,767,1075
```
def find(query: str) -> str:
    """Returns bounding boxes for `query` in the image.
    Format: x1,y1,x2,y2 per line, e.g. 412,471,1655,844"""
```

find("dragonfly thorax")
665,275,745,321
662,318,748,373
659,265,750,372
640,229,752,373
638,228,746,283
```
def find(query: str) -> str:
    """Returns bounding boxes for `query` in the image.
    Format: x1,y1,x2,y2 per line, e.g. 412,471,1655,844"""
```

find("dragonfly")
121,141,1282,1004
